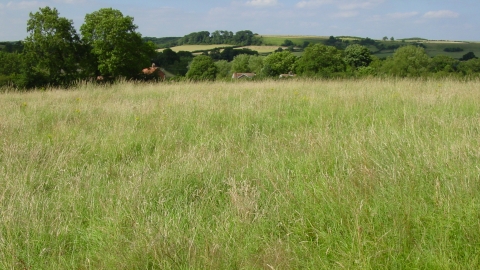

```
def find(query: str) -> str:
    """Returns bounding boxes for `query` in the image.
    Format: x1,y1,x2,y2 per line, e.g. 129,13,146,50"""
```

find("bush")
186,55,217,81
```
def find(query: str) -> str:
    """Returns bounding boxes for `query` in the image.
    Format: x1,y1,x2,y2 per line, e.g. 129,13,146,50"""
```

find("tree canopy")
23,7,85,87
344,44,372,69
382,45,430,77
296,44,345,77
80,8,155,78
186,55,217,81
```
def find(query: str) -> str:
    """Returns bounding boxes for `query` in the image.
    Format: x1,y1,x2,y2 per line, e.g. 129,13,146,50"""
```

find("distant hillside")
142,37,181,49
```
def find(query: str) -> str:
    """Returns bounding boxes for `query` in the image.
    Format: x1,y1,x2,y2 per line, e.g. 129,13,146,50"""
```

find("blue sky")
0,0,478,41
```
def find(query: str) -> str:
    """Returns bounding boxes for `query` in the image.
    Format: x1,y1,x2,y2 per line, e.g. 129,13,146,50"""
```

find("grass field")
239,45,285,54
1,79,480,269
260,35,329,46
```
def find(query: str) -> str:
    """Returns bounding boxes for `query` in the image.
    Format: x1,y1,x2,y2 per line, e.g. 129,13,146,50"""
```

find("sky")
0,0,478,42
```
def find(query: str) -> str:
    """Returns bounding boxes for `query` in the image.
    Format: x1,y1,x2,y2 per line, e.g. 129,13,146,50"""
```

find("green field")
1,79,480,269
260,35,480,59
260,35,329,46
152,35,480,60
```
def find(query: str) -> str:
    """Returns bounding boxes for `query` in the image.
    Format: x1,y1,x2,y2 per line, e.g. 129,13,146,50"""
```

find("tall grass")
1,79,480,269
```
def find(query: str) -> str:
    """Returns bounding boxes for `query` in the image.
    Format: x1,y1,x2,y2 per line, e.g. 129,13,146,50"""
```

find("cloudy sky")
0,0,478,41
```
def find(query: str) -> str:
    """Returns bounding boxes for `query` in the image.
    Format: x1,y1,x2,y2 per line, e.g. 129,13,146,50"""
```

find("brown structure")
141,63,166,80
279,71,296,78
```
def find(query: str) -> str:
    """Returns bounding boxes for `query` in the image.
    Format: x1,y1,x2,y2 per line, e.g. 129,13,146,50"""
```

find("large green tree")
231,54,251,73
80,8,155,78
186,55,217,81
215,60,232,80
295,44,345,77
458,58,480,75
262,51,297,77
23,7,85,87
344,44,372,69
382,45,430,77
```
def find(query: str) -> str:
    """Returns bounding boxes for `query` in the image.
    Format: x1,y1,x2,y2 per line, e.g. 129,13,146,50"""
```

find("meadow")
1,79,480,269
156,44,236,53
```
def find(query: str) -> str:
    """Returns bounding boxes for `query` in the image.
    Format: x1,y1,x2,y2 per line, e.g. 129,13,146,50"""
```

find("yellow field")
157,44,235,52
238,45,284,53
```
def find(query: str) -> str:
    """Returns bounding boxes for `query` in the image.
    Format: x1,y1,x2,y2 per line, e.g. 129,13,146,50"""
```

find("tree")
390,37,395,41
429,55,458,73
80,8,155,78
282,39,294,46
460,52,477,61
344,44,372,69
231,54,264,74
383,36,388,41
458,58,480,75
22,7,85,87
381,45,430,77
262,51,297,77
156,48,180,66
0,51,23,87
186,55,217,80
231,54,251,73
248,55,264,75
215,60,232,79
295,44,345,77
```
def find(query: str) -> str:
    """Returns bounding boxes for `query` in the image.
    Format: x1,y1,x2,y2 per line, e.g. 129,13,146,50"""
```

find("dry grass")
1,78,480,269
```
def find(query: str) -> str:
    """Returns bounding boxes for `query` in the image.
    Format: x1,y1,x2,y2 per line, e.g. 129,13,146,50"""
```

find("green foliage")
23,7,85,87
177,30,261,46
142,36,180,48
429,55,458,73
325,36,345,49
186,55,217,80
458,58,480,75
381,45,431,77
231,54,264,75
155,48,180,66
0,41,24,53
295,44,345,77
0,51,22,75
460,52,477,61
231,54,251,73
0,52,23,88
80,8,155,78
211,47,258,62
153,49,193,76
282,39,295,46
262,51,297,77
444,47,464,52
344,44,372,69
248,55,264,75
214,60,232,79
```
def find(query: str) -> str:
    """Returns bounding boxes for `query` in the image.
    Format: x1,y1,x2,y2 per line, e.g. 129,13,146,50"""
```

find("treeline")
0,41,24,53
142,37,180,49
142,30,262,49
0,6,157,89
183,43,480,81
1,6,480,90
177,30,262,46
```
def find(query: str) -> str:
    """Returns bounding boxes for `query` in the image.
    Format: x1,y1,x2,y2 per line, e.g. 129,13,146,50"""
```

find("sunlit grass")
1,78,480,269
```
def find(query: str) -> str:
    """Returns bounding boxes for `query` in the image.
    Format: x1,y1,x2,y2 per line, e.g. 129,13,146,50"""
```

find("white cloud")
246,0,278,7
423,10,459,19
338,0,384,10
387,11,418,19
